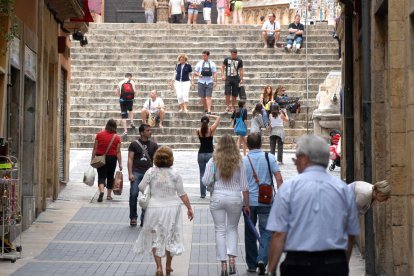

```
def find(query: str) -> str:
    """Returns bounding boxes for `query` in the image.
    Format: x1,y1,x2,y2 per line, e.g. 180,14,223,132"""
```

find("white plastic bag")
83,167,96,186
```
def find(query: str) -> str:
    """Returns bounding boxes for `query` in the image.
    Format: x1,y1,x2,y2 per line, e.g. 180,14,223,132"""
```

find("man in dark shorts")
193,50,217,114
127,124,158,227
116,73,137,136
222,48,244,113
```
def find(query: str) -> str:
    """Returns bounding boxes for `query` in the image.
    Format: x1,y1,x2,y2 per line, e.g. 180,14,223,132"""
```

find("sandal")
166,268,173,275
121,131,127,136
107,196,113,200
130,124,136,129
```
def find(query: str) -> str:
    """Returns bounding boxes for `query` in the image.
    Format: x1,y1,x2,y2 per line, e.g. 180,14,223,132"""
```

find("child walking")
232,101,248,156
250,103,264,134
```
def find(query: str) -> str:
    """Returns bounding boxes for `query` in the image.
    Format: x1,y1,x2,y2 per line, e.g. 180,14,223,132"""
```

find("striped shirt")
202,158,249,192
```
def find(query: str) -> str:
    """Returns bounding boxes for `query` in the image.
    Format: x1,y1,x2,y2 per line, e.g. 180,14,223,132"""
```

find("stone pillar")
156,0,169,23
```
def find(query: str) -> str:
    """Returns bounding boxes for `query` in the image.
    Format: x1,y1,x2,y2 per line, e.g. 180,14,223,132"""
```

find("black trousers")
281,250,349,276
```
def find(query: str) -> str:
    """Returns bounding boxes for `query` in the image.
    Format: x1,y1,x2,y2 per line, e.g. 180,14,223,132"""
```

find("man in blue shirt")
266,135,359,276
243,133,283,275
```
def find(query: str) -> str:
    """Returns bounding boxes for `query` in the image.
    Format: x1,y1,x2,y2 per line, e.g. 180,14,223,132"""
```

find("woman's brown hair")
262,85,273,101
274,85,286,99
105,119,117,133
153,146,174,168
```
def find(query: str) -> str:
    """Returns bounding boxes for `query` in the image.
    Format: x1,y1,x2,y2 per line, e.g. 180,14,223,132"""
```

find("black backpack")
120,80,134,100
200,61,213,77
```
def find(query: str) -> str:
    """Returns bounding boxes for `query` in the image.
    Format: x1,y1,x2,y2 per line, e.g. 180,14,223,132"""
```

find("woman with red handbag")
91,119,122,202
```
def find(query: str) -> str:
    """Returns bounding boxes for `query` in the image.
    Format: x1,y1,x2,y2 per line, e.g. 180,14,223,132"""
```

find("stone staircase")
70,23,340,149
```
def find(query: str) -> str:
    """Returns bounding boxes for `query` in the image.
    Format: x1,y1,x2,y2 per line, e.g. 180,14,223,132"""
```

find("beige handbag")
113,171,123,195
90,134,117,168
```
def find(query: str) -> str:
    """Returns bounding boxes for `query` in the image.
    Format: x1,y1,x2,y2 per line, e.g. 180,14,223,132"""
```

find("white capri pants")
174,80,191,104
209,190,243,261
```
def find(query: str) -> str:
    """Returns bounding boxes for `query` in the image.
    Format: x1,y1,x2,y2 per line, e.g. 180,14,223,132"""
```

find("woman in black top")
173,54,193,113
196,114,220,198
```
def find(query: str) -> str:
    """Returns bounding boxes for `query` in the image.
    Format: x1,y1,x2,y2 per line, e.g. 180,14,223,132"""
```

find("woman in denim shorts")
187,0,201,25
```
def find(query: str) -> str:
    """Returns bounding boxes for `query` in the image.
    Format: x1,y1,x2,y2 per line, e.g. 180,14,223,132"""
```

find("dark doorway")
21,76,36,198
7,66,21,160
104,0,218,24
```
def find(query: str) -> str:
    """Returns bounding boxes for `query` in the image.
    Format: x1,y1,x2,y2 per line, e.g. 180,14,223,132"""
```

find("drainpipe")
339,0,355,185
361,1,375,275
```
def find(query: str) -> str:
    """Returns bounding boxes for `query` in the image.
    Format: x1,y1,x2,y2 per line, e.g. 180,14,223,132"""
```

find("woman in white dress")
134,146,194,276
348,180,391,215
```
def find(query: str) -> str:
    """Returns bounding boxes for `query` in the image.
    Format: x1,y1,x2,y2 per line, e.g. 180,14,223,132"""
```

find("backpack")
120,80,134,100
234,108,247,136
200,61,213,77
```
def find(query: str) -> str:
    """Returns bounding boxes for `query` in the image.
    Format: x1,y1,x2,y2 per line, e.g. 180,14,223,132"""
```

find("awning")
71,0,94,22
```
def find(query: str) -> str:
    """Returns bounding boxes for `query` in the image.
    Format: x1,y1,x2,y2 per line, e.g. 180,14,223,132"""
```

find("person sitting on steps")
141,90,165,128
261,13,280,48
285,14,305,53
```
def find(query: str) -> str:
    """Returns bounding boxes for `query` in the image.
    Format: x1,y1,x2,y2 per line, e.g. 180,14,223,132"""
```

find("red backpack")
120,80,135,100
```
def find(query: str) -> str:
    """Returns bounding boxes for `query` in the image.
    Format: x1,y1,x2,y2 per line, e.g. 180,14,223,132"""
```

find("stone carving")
313,71,341,137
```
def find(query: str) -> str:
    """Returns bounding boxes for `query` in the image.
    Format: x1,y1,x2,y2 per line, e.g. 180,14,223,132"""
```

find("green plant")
0,0,14,15
0,0,16,54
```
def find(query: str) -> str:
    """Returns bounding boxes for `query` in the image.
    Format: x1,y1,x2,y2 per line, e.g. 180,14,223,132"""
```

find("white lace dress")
133,167,186,257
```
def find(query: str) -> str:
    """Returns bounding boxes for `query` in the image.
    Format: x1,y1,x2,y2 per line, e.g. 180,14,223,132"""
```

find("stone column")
156,0,169,23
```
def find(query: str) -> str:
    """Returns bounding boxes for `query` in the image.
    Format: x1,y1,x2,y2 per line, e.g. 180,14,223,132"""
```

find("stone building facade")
340,0,414,274
0,0,89,230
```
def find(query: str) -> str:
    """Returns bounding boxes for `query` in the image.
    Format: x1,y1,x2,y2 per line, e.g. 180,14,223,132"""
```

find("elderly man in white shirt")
266,135,359,276
261,13,280,48
141,90,165,128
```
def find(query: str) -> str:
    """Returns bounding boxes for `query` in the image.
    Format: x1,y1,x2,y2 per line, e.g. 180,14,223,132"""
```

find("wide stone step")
70,52,338,60
71,59,340,67
70,129,308,145
70,77,328,86
70,64,340,73
69,107,316,119
71,42,339,54
88,22,333,31
70,93,318,104
70,117,314,128
70,84,324,96
86,34,338,45
71,70,332,79
69,101,317,112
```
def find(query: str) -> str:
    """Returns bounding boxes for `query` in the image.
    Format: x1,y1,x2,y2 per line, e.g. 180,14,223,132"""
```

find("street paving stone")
9,149,365,276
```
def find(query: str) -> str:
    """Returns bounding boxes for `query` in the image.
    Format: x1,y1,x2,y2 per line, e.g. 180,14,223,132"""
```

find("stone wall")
348,0,414,274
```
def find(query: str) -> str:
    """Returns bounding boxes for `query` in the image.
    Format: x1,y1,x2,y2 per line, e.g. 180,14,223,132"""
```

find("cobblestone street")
1,150,365,276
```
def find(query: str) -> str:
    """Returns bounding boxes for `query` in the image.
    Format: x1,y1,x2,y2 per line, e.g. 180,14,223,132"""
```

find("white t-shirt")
261,20,280,36
169,0,184,15
270,114,283,127
144,97,165,113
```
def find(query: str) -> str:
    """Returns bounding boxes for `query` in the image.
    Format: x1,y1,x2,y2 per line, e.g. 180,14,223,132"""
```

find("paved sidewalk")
1,150,365,276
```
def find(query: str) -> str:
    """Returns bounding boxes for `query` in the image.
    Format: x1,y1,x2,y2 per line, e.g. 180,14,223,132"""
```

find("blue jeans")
129,171,145,222
198,152,212,197
286,36,303,47
244,206,272,269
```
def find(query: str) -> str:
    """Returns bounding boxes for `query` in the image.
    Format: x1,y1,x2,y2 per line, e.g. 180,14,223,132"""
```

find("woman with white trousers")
202,134,250,276
173,54,192,113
